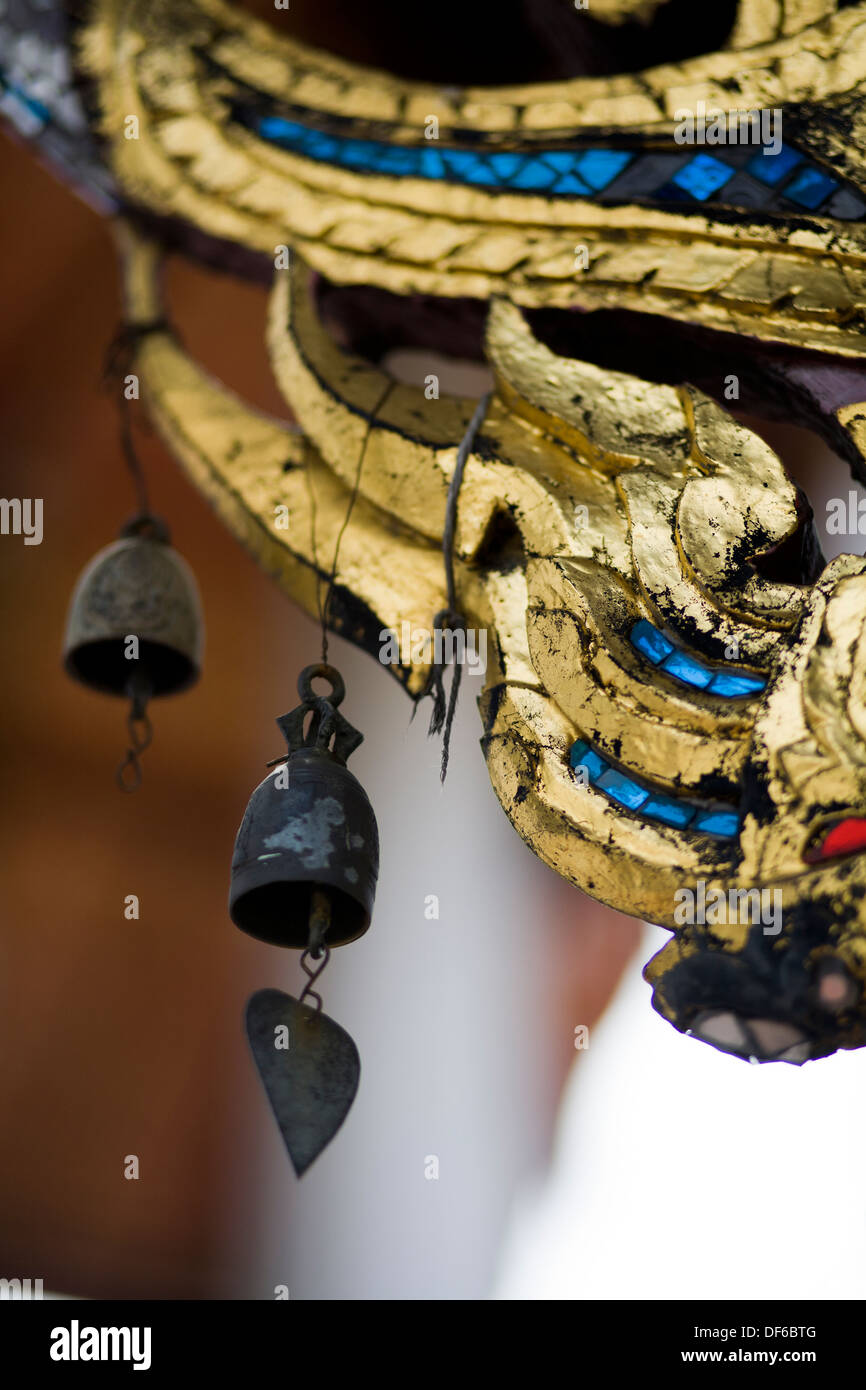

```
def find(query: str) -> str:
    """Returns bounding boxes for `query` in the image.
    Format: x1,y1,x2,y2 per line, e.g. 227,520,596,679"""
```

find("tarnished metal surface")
62,519,204,698
229,666,379,949
245,988,360,1178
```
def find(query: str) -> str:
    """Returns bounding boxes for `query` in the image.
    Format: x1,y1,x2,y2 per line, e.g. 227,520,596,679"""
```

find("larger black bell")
63,514,203,698
230,664,379,950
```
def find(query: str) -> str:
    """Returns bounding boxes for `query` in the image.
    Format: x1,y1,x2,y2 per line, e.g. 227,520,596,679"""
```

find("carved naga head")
5,0,866,1062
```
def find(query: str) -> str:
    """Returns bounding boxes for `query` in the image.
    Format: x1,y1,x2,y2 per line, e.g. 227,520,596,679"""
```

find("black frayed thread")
424,391,491,782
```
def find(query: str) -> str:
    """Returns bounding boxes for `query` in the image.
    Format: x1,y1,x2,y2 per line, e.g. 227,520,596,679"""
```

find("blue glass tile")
510,158,560,191
552,172,593,196
707,670,766,697
642,796,695,828
336,138,380,168
630,619,674,666
597,769,650,810
661,648,713,689
462,161,500,186
575,149,632,190
538,151,580,173
417,146,447,178
746,142,802,187
670,153,734,201
447,159,494,186
693,809,740,838
299,127,328,147
441,150,488,180
569,741,607,783
487,151,525,179
784,165,839,209
259,116,307,143
302,131,339,161
376,145,421,175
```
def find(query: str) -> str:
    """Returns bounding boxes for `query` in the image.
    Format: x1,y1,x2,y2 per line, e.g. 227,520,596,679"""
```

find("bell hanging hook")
298,889,333,1012
115,669,154,792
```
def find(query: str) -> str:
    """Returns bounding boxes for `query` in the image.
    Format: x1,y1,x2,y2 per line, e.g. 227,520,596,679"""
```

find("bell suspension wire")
103,320,169,522
115,669,154,792
291,392,389,1008
260,664,360,1008
424,391,492,783
298,890,333,1011
102,321,167,789
306,383,394,667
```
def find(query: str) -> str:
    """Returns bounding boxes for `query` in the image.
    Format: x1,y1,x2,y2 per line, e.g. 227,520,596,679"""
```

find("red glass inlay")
805,817,866,864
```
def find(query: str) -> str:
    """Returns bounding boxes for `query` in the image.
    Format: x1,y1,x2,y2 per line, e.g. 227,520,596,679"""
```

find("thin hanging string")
115,698,153,793
118,396,151,518
102,321,168,520
424,391,492,783
302,446,326,650
102,322,168,790
307,383,393,665
294,389,390,1005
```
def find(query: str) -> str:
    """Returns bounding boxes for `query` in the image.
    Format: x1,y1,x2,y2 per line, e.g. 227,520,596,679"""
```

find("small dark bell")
230,664,379,950
63,514,203,698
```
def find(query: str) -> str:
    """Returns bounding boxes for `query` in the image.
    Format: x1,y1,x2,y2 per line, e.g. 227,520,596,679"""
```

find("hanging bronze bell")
63,514,203,699
63,513,204,789
229,664,379,951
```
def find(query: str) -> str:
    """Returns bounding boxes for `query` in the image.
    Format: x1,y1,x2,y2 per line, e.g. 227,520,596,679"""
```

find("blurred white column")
254,630,564,1299
495,922,866,1300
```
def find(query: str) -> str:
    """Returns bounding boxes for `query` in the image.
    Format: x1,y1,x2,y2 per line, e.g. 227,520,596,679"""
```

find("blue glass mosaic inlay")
662,648,714,689
628,620,766,698
707,670,765,698
630,619,673,665
784,165,840,209
693,809,740,837
669,153,734,201
574,149,632,190
255,116,633,197
250,114,860,217
569,742,606,782
597,768,650,810
746,142,802,187
569,739,740,839
641,795,695,828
